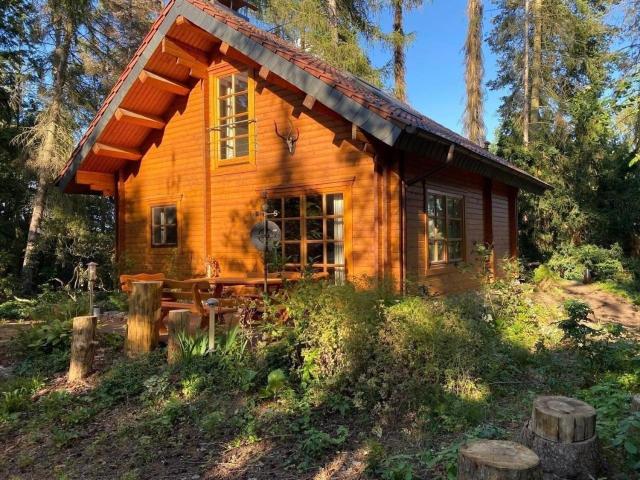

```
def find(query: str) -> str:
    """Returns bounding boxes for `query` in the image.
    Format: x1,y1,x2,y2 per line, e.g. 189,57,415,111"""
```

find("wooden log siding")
120,58,377,279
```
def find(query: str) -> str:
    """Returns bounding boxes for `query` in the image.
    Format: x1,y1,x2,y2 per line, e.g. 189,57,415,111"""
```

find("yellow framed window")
426,192,464,265
212,70,255,166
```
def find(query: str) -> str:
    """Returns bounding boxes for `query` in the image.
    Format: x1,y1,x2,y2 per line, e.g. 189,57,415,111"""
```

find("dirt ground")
535,281,640,331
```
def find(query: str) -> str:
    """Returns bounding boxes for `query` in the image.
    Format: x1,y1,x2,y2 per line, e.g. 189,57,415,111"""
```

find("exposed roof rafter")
92,143,143,161
115,108,166,129
139,69,190,96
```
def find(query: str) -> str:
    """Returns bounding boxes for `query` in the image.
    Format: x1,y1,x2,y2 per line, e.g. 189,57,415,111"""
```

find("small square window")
151,205,178,247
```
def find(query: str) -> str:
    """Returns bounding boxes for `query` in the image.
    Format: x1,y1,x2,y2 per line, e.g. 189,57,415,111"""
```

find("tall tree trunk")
327,0,339,43
530,0,542,125
21,14,73,293
463,0,485,145
522,0,530,148
393,0,406,102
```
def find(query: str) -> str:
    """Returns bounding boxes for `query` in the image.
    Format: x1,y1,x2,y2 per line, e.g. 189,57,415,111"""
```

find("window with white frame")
426,193,464,265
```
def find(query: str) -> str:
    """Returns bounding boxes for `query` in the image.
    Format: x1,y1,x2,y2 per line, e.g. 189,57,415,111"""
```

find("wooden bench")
160,279,238,332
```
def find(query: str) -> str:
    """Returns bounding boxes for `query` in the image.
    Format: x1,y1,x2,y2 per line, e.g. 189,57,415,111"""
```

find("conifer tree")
463,0,485,145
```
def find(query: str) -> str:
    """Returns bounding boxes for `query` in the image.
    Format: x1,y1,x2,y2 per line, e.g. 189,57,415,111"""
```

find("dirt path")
536,281,640,331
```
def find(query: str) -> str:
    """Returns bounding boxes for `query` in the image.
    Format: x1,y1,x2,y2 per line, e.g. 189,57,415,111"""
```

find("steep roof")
56,0,550,194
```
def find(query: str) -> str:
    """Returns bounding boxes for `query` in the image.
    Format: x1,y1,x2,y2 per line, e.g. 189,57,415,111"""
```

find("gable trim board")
56,0,550,196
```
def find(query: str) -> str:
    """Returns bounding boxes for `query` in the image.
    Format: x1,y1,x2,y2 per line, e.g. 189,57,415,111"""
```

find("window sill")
212,158,257,176
425,263,464,277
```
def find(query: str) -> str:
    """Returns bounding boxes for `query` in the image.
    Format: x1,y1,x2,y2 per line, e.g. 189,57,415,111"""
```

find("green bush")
547,243,625,281
0,298,35,320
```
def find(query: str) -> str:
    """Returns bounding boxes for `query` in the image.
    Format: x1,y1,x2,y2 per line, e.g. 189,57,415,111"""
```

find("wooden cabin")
56,0,549,294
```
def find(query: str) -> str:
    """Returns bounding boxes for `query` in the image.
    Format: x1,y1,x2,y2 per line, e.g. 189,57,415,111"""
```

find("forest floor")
0,282,638,479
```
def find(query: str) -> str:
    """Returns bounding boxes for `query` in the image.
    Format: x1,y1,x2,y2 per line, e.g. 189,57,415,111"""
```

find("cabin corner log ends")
458,440,540,480
518,396,600,479
125,281,162,357
68,315,98,382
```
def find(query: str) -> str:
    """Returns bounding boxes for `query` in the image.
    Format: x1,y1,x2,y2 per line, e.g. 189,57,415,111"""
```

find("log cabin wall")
119,56,378,280
404,153,518,295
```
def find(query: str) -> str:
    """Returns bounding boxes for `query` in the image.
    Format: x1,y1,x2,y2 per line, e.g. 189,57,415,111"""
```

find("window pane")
234,115,249,136
428,218,445,239
326,193,343,215
165,225,178,245
284,243,301,264
326,242,345,264
219,75,233,96
234,71,248,91
220,139,233,160
448,219,462,239
429,240,445,263
284,220,301,240
235,137,249,157
448,241,462,261
428,194,444,216
152,226,162,245
165,207,177,225
152,208,162,226
306,195,322,216
284,197,300,217
307,242,323,264
219,97,233,117
306,219,323,240
447,197,462,218
326,218,344,240
266,198,281,215
235,94,248,114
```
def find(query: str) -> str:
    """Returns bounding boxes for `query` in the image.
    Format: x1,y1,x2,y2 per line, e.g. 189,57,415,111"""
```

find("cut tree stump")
68,315,98,382
125,280,162,357
458,440,540,480
167,309,191,364
531,396,596,443
518,396,600,479
632,394,640,412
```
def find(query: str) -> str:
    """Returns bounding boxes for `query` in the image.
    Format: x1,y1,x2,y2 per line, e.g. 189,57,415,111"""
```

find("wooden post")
458,440,540,479
68,315,98,382
518,396,600,478
125,280,161,357
632,394,640,412
166,309,191,364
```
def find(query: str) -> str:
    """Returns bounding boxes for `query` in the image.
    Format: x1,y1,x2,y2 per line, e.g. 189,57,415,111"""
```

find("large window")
267,193,345,282
151,205,178,247
426,193,463,265
214,70,254,163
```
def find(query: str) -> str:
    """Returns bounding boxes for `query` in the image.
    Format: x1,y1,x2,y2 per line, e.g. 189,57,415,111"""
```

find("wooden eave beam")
258,65,270,80
139,70,190,96
115,108,166,129
162,37,209,79
75,170,115,196
219,42,230,55
175,16,218,45
92,142,142,161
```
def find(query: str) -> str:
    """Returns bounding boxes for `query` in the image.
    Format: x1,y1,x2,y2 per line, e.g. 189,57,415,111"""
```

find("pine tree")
463,0,485,145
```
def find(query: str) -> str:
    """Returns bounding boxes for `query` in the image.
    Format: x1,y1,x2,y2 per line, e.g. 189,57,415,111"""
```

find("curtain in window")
331,194,345,283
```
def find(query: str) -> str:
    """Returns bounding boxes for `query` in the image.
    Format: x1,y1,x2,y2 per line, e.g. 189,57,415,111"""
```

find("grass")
0,277,639,479
597,279,640,306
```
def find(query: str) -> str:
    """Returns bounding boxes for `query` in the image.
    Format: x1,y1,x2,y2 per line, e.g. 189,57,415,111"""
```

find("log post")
68,315,98,382
125,280,162,357
518,396,600,479
632,394,640,412
167,309,191,364
458,440,540,479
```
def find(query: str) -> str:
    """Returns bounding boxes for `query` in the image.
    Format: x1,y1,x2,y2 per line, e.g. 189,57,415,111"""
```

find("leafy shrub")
532,264,558,284
0,298,35,320
547,243,625,281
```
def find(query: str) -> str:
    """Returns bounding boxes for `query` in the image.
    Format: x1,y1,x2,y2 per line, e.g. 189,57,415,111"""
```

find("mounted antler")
274,120,300,155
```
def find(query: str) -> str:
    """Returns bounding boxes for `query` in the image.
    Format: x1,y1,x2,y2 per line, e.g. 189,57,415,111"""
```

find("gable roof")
56,0,550,194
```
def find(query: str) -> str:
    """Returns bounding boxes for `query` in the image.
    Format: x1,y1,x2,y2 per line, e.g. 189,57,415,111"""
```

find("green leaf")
625,440,638,455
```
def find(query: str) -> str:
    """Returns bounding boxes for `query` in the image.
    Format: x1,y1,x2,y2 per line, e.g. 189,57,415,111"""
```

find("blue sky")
368,0,505,141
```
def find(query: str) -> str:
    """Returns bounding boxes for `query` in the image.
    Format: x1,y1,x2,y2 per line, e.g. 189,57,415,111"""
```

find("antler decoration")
274,120,300,155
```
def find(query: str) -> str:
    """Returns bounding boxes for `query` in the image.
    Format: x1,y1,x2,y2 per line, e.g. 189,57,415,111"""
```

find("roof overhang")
56,0,549,196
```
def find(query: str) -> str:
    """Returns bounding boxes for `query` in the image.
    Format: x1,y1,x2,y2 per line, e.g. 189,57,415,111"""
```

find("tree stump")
167,309,191,364
125,281,161,357
518,396,600,479
68,315,98,382
632,394,640,412
458,440,540,480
